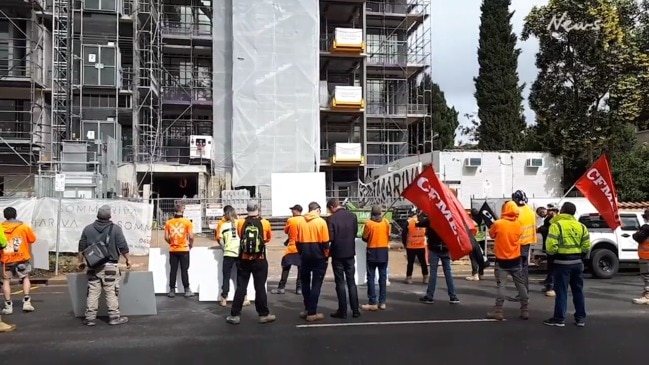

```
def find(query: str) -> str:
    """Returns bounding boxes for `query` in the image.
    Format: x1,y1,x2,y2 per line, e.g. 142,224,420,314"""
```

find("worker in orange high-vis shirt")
487,201,529,321
1,207,37,317
271,204,304,295
164,204,195,298
362,205,391,311
402,209,428,284
296,202,330,322
507,190,537,302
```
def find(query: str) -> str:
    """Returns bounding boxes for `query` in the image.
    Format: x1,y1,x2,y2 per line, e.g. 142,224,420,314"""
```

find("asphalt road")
2,273,649,365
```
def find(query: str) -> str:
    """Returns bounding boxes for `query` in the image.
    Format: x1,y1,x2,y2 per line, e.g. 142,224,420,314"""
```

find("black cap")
289,204,303,213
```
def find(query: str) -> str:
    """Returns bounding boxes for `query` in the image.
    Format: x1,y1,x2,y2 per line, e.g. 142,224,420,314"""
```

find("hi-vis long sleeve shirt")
546,214,591,265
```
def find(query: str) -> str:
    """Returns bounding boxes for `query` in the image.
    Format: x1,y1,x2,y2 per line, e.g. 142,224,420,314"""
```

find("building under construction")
0,0,431,201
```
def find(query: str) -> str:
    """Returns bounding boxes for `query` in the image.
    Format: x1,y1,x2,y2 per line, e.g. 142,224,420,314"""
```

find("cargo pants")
85,262,121,321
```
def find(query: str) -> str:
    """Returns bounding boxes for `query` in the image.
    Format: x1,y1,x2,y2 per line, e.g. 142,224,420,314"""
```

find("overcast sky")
430,0,548,142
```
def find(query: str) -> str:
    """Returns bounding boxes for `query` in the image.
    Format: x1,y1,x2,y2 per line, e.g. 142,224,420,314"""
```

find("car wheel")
590,249,619,279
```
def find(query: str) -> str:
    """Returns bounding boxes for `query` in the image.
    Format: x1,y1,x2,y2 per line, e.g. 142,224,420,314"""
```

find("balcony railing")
366,103,428,116
0,128,31,141
123,144,213,164
161,86,212,104
162,21,213,38
366,1,425,15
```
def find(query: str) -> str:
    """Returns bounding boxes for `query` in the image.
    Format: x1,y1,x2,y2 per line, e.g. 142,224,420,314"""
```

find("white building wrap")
231,0,320,186
212,0,234,173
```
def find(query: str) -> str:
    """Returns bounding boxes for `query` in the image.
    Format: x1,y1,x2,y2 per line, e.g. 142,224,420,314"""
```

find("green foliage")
473,0,527,150
411,73,459,150
522,0,649,189
611,144,649,201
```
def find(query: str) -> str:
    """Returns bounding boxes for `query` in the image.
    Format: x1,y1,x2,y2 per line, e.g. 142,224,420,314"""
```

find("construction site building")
0,0,431,203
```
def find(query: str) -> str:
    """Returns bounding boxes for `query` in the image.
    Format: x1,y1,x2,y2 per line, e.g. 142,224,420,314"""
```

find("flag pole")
558,182,578,204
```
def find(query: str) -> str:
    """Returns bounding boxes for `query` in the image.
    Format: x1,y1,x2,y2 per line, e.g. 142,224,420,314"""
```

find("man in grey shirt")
78,205,131,326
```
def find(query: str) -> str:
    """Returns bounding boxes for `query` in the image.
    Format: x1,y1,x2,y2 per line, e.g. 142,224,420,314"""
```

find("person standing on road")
0,229,15,332
402,209,429,284
507,190,537,302
486,201,529,321
296,202,330,322
78,205,131,326
164,204,195,298
538,204,559,297
226,201,275,325
1,207,37,315
327,198,360,319
543,202,591,327
271,205,304,295
361,205,390,311
631,209,649,305
417,212,460,305
466,208,486,281
217,205,243,307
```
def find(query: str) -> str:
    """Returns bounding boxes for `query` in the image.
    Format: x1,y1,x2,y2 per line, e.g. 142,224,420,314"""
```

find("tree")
611,144,649,201
473,0,527,150
522,0,649,188
410,73,459,151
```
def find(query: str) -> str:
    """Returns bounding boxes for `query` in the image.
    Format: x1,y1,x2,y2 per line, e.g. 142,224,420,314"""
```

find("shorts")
3,261,32,279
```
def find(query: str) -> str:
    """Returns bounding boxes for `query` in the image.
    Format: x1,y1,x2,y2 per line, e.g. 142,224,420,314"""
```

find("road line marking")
11,286,39,295
296,318,499,328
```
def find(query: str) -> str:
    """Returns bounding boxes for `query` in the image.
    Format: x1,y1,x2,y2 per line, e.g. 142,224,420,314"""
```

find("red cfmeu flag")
574,154,621,230
401,166,473,260
446,190,477,235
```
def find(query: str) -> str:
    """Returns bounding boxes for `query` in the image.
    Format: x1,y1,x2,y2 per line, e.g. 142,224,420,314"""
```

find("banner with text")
358,162,422,206
0,198,155,256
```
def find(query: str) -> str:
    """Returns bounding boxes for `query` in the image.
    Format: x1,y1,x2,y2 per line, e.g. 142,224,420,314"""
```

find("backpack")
240,217,265,255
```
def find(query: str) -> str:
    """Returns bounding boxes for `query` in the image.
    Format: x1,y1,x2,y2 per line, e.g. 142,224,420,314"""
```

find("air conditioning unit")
464,157,482,167
525,158,543,168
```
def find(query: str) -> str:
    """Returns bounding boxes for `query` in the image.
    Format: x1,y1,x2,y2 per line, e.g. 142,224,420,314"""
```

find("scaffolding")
158,0,213,165
0,1,47,195
364,0,431,167
133,0,162,165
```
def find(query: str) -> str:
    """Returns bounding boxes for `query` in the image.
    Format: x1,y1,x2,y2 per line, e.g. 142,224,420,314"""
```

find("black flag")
479,201,498,228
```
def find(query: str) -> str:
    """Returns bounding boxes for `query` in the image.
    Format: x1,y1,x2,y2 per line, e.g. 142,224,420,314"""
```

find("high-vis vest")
517,204,537,245
406,217,426,249
639,238,649,260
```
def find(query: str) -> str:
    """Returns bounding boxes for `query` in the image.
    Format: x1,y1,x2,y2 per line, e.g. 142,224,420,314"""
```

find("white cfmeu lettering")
416,177,460,242
586,168,616,211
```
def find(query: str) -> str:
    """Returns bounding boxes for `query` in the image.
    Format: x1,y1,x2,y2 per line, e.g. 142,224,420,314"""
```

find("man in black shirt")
326,199,360,319
538,204,558,297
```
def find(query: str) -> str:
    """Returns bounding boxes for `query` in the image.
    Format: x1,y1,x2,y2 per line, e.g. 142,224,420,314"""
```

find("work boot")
183,289,194,298
258,314,277,324
22,297,34,312
0,319,16,333
486,306,504,321
632,293,649,305
422,275,429,284
108,317,128,325
465,274,480,281
361,304,379,311
243,296,251,306
167,290,175,298
1,301,12,315
306,313,324,322
520,305,529,320
226,315,241,325
219,297,227,307
405,276,413,284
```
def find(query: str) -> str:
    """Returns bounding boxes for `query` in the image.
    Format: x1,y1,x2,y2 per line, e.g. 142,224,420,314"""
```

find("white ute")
579,212,644,279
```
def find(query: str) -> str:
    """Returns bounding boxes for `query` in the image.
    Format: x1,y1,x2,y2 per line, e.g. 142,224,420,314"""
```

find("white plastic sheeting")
212,0,233,173
231,0,320,187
